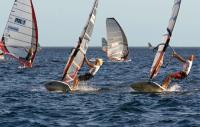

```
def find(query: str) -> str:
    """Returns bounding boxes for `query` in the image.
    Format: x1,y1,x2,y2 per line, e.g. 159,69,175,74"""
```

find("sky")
0,0,199,47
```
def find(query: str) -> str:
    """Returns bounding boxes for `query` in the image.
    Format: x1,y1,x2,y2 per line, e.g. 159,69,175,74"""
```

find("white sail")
0,0,38,67
62,0,99,83
150,0,181,79
106,18,129,61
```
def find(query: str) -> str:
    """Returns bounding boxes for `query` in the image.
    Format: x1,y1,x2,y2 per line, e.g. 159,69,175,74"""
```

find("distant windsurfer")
72,55,104,90
20,47,35,67
162,51,196,89
0,36,5,60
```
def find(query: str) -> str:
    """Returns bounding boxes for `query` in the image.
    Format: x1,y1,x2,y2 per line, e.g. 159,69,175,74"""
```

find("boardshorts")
171,71,187,79
78,73,94,81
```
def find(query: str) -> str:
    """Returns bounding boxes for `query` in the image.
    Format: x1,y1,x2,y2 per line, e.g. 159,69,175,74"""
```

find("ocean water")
0,47,200,127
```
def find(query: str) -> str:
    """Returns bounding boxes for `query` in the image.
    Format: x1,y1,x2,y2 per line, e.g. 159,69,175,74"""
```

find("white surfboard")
44,80,72,93
130,81,165,93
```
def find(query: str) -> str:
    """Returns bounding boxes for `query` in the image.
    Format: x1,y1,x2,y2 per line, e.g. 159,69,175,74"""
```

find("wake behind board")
130,81,165,93
45,80,72,93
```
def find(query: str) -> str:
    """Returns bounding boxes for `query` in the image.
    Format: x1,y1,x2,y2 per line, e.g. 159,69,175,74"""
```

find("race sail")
150,0,181,79
62,0,99,83
0,0,38,67
105,18,129,61
102,37,107,52
148,42,153,48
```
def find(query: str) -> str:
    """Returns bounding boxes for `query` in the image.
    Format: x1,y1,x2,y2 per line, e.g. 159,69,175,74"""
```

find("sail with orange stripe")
62,0,99,83
150,0,181,79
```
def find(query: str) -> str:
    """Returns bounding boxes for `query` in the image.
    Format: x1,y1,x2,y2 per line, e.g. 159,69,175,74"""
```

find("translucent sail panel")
102,38,107,52
148,43,152,48
167,0,181,36
62,0,99,83
150,44,165,79
2,0,38,66
106,18,128,60
150,0,181,79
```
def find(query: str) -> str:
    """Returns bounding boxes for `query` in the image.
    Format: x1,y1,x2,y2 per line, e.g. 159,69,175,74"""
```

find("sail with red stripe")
150,0,181,79
62,0,99,83
104,18,129,61
0,0,38,67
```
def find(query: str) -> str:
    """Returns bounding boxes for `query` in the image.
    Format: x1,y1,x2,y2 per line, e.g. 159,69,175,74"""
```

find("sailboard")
0,0,38,68
131,0,182,92
45,0,99,93
103,18,129,62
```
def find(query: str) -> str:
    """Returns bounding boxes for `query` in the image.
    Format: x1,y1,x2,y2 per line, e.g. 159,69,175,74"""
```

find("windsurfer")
21,47,34,67
162,51,196,89
0,50,4,60
72,55,104,90
25,47,34,62
0,36,5,58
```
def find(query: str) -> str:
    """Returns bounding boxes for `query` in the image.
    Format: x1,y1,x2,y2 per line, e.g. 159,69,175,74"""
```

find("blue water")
0,47,200,127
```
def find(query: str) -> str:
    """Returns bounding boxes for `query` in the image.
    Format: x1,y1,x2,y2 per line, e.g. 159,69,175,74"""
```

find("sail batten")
105,18,129,61
150,0,181,79
62,0,99,83
0,0,38,67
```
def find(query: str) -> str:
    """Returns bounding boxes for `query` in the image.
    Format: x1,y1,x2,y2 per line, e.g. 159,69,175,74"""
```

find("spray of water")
167,83,182,92
77,82,100,92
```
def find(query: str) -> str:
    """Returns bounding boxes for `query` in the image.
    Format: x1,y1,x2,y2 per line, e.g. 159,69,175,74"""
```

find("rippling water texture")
0,47,200,127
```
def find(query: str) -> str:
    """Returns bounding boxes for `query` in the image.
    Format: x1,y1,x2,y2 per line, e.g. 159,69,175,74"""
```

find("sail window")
7,25,19,32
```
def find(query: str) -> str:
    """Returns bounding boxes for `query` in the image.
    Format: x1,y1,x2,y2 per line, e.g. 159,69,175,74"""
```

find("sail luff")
0,2,16,54
150,0,181,79
29,0,38,66
167,0,181,36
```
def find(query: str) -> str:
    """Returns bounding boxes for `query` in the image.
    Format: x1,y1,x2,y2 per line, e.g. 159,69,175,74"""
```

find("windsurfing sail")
0,0,38,67
102,37,107,52
62,0,99,83
150,0,181,79
148,42,153,48
105,18,129,61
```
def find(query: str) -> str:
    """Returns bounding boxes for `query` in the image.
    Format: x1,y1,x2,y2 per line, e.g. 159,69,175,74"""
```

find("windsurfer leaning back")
162,51,196,89
72,55,104,90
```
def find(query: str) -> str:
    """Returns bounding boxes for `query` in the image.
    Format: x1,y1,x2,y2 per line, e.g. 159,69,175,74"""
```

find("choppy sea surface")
0,47,200,127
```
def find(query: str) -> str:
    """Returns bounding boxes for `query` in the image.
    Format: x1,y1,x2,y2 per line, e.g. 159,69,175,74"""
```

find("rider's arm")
84,55,95,68
173,52,186,63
